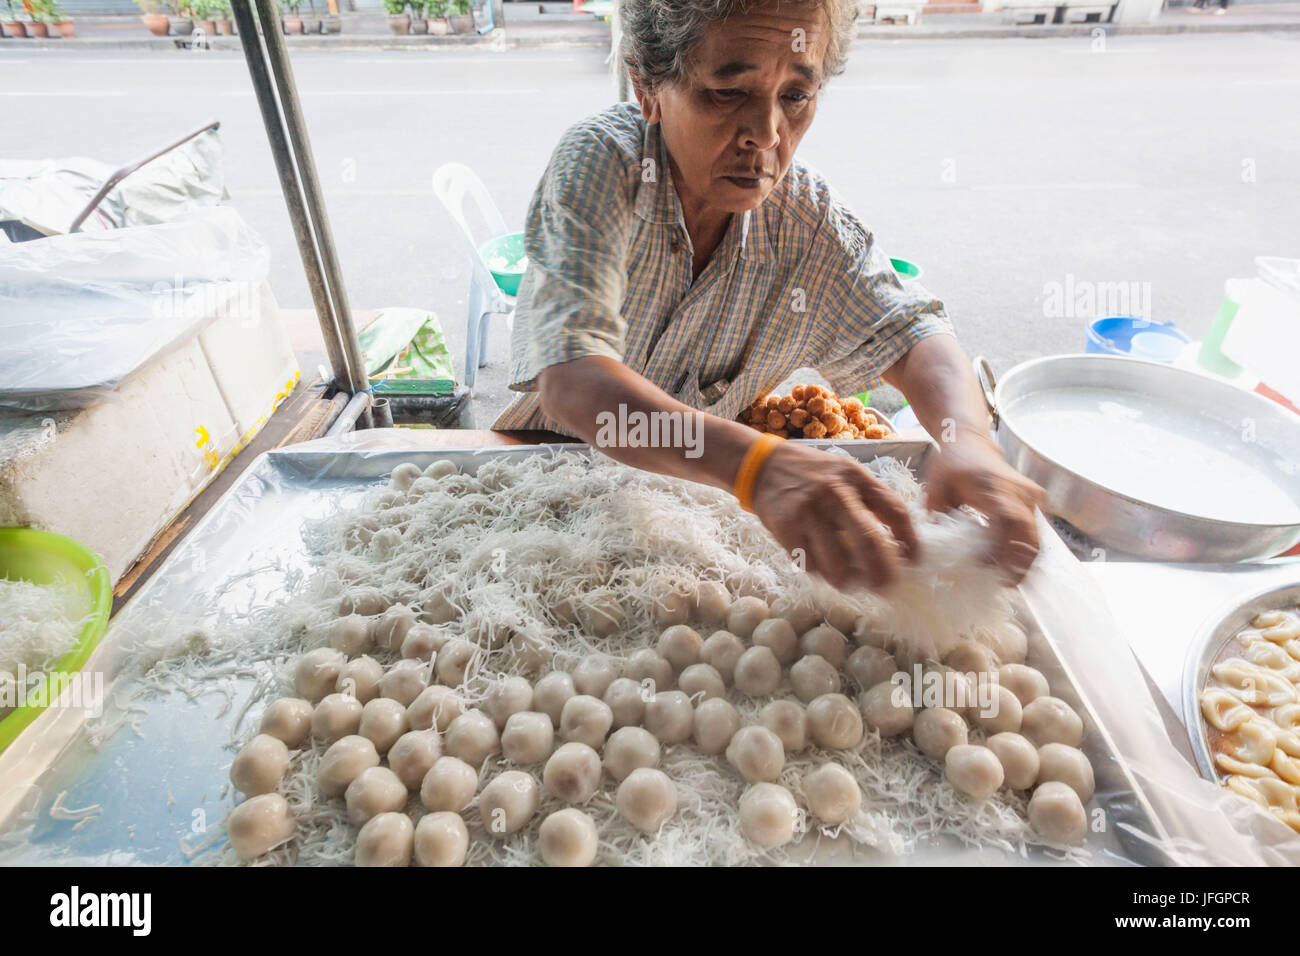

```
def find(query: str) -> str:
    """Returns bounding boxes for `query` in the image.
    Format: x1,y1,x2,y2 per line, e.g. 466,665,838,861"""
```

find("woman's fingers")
984,484,1042,585
819,479,903,590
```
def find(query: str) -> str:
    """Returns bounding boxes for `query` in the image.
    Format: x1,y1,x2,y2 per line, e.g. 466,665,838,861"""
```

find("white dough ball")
406,685,463,732
330,615,372,657
804,763,861,825
1020,696,1084,748
372,604,418,654
543,742,602,803
790,655,840,703
733,646,782,697
800,625,849,668
435,638,478,688
987,732,1040,790
318,734,380,797
358,697,409,754
727,725,786,782
912,708,969,761
727,596,771,639
483,676,534,730
692,698,741,755
694,581,732,626
501,711,555,764
533,671,577,725
943,641,995,677
345,766,409,826
444,710,500,768
760,700,809,752
997,664,1050,706
480,771,540,835
678,663,726,702
400,623,448,661
944,744,1004,800
507,632,554,674
653,587,692,627
1036,743,1095,801
807,693,864,749
337,586,388,617
378,659,429,708
230,733,290,796
420,755,479,812
559,694,614,749
657,625,704,673
539,808,599,867
822,597,859,636
311,692,364,743
294,647,346,701
1028,781,1088,844
644,690,694,743
739,783,798,848
573,656,619,699
972,684,1024,735
980,620,1028,665
700,631,746,684
773,595,823,635
846,646,897,691
752,617,799,665
604,726,661,781
603,677,647,729
387,729,443,790
616,768,677,832
418,588,458,625
355,811,414,867
228,792,296,861
423,458,458,479
389,462,422,491
414,811,469,867
622,649,674,694
335,656,383,704
859,682,915,737
576,589,625,639
259,698,313,748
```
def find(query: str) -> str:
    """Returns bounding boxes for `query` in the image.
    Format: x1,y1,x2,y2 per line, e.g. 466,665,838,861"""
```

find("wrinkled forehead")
683,3,829,86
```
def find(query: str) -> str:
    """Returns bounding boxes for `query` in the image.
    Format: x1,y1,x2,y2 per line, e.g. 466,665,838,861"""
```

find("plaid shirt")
493,103,954,432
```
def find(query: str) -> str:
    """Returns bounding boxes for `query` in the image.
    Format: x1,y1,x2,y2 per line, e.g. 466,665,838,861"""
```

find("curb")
1,18,1298,51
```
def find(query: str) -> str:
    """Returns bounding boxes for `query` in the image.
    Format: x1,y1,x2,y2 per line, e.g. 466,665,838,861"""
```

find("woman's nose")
738,100,781,152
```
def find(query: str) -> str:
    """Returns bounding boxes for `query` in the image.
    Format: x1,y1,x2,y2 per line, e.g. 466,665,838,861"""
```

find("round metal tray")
1181,579,1300,782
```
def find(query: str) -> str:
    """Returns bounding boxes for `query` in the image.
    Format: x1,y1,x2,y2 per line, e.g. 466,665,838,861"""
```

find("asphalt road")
3,32,1298,421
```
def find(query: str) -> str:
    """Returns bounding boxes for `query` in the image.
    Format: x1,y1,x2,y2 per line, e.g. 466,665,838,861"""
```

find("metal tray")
0,436,1171,866
1182,580,1300,783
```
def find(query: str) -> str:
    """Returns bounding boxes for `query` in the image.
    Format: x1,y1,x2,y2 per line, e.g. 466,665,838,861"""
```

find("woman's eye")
784,91,812,104
712,88,744,100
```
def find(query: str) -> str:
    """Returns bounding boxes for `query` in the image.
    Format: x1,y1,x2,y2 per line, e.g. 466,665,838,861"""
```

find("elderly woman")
494,0,1042,589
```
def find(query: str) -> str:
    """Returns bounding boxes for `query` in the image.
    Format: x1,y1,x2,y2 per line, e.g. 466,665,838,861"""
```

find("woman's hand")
923,430,1045,583
749,442,919,591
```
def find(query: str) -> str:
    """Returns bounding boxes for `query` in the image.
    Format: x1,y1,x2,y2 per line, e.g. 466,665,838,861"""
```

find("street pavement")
2,31,1298,420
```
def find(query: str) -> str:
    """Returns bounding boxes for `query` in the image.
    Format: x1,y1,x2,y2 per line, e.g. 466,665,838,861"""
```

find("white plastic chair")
432,162,517,389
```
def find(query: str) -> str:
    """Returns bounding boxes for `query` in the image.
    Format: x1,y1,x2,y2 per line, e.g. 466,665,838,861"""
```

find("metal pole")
231,0,353,400
252,0,371,410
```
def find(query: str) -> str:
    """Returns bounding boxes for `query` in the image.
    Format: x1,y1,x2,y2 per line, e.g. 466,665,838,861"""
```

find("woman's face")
638,2,830,216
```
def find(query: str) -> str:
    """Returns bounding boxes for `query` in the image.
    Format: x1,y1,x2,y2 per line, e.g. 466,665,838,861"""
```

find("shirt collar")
635,120,776,266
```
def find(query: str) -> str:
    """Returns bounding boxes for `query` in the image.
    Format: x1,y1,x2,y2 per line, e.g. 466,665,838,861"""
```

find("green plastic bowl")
890,257,923,283
479,231,527,296
0,528,112,753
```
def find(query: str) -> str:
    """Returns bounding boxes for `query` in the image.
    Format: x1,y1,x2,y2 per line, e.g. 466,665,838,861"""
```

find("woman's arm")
539,357,919,589
883,334,1044,582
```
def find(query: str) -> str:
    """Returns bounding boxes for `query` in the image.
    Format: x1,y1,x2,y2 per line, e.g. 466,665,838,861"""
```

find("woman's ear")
632,76,661,124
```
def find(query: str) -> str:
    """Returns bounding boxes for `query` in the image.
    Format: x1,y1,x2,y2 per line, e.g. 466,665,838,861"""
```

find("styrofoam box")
0,280,300,584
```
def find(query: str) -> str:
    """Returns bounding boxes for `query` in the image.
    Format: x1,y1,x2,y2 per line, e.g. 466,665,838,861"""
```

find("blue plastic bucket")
1085,316,1189,363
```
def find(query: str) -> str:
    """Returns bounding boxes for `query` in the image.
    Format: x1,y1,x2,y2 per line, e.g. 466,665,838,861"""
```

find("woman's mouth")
723,174,766,190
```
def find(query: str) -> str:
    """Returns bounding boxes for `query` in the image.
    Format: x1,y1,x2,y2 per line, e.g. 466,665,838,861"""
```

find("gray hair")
619,0,859,92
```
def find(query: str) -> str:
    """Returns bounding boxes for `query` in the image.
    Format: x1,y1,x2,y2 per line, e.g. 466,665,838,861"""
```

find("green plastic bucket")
479,231,527,296
0,528,112,753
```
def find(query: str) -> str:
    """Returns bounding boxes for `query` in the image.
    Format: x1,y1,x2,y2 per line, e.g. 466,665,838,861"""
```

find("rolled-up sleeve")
508,123,638,392
813,200,955,397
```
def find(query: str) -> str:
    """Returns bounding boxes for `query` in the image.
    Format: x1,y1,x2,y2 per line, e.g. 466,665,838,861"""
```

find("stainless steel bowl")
1182,580,1300,782
977,354,1300,563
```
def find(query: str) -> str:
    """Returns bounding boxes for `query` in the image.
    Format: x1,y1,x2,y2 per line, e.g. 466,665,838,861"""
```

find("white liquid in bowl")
1006,386,1300,525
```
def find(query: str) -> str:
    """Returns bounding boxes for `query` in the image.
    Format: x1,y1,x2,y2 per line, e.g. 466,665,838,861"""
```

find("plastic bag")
0,206,269,412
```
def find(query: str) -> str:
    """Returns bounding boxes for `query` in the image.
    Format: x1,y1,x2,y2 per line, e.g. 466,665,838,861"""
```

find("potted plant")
279,0,303,33
214,0,233,33
425,0,450,33
408,0,427,33
383,0,409,34
3,0,28,36
190,0,217,35
446,0,472,35
21,0,48,36
169,1,193,35
48,0,73,36
303,0,323,32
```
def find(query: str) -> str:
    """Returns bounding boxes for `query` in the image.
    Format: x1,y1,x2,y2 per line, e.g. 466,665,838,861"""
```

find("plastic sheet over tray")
0,433,1286,865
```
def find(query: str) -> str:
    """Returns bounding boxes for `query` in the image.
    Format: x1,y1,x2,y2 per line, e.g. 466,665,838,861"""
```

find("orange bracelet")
734,434,782,514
